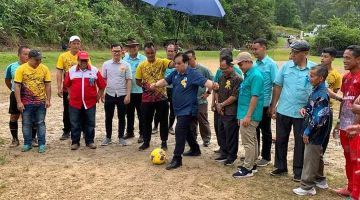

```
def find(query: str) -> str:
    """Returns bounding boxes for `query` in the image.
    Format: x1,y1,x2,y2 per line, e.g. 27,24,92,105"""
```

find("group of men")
4,35,360,199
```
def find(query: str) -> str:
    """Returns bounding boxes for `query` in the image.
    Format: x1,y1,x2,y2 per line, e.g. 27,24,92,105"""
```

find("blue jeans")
69,105,96,145
22,104,46,146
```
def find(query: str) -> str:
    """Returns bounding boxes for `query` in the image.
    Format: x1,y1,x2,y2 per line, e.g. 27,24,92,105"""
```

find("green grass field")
0,49,344,71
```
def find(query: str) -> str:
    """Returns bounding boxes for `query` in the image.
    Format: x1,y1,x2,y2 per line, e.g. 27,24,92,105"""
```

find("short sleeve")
213,69,221,82
165,70,176,85
251,74,264,96
101,63,107,79
270,62,279,83
44,66,51,82
4,64,12,79
135,63,143,79
56,54,64,70
274,63,285,87
126,63,132,79
14,66,23,83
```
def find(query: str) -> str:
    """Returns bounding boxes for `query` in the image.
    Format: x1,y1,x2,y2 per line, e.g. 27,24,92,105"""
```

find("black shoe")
138,143,150,151
161,141,168,151
214,148,221,154
215,156,227,162
224,159,235,166
203,141,210,147
166,159,182,170
137,135,144,144
124,133,135,139
183,149,201,156
60,133,70,140
270,168,288,176
293,176,301,182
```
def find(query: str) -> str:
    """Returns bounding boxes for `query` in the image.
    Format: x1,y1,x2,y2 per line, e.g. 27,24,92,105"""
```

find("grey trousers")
301,144,326,190
190,103,211,143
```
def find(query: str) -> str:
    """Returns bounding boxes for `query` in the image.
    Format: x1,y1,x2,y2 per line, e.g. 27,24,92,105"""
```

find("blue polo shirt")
123,53,147,93
164,68,176,88
213,65,243,82
253,55,278,107
274,60,317,118
237,67,264,122
165,67,208,116
4,61,21,91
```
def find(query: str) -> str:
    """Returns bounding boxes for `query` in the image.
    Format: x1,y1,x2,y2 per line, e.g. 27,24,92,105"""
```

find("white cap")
69,35,81,42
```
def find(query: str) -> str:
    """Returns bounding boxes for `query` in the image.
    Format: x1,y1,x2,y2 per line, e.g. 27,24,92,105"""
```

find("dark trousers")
154,88,175,129
69,105,96,145
256,107,272,161
126,93,143,136
62,92,71,134
142,100,169,144
173,115,200,161
218,115,239,161
190,103,211,143
275,113,305,178
104,94,126,139
214,111,220,146
322,109,333,154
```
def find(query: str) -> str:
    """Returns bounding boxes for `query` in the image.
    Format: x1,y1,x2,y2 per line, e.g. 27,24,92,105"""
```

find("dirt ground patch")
0,61,345,200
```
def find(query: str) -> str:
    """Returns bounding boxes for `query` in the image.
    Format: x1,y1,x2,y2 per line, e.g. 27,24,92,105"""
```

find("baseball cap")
78,51,89,60
69,35,81,43
290,40,310,52
124,38,140,46
232,52,253,64
28,50,42,60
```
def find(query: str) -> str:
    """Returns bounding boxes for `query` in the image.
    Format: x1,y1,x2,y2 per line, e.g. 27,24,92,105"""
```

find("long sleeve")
303,95,330,137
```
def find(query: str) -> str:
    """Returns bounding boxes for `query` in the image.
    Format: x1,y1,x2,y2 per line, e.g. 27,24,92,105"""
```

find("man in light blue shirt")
123,39,146,143
251,38,278,167
269,40,317,181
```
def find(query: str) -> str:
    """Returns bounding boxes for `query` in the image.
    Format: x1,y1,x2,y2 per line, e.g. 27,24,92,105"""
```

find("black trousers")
104,94,126,139
274,113,305,178
256,107,272,161
154,88,175,129
142,100,169,144
214,111,220,146
126,93,143,136
62,92,71,134
322,109,332,154
173,115,200,161
218,115,239,161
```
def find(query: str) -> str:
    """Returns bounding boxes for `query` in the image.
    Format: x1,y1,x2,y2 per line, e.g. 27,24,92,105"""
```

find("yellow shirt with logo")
135,58,172,102
14,63,51,105
326,68,342,107
56,51,78,72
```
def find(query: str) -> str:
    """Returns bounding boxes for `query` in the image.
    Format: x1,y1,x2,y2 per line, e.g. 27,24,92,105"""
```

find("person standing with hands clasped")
293,65,330,196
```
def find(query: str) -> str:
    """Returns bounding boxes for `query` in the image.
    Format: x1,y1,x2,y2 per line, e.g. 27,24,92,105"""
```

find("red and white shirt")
340,71,360,130
64,64,106,109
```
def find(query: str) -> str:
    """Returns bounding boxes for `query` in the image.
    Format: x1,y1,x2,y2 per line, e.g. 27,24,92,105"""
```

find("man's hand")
101,94,105,103
96,93,102,103
269,106,277,119
216,103,223,115
241,115,251,127
303,135,309,144
17,102,24,113
345,124,360,134
212,82,219,90
201,92,210,99
299,108,307,117
149,83,156,91
332,122,340,139
211,102,216,112
57,89,63,98
45,99,51,108
124,94,130,105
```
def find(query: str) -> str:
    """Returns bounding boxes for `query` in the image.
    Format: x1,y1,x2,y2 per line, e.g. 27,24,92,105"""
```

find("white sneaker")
293,187,316,196
315,180,329,189
101,137,112,146
119,138,130,146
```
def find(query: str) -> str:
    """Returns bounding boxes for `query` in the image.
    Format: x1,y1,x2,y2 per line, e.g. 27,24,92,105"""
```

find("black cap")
290,40,310,52
28,50,42,59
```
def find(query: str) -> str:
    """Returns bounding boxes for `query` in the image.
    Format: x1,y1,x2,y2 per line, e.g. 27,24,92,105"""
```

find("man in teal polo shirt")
269,40,317,181
232,52,264,178
252,38,279,167
123,38,146,143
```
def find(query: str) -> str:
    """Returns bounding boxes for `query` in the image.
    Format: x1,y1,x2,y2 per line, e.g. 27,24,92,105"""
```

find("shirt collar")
244,66,255,77
256,55,269,65
76,64,91,71
290,60,312,70
313,82,327,91
112,59,122,64
177,67,191,75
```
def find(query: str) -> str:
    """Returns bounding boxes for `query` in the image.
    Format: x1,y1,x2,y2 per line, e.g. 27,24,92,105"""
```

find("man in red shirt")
334,45,360,200
64,51,106,150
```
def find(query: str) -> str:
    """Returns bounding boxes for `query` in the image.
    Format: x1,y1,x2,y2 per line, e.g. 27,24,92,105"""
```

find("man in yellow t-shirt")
135,42,174,151
56,35,81,140
14,50,51,153
321,47,342,156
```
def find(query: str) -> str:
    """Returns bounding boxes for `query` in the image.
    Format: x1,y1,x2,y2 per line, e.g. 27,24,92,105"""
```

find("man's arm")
151,79,168,89
5,79,11,90
45,82,51,108
136,79,143,87
124,78,131,104
14,83,24,112
56,69,64,97
270,85,282,117
241,96,259,127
